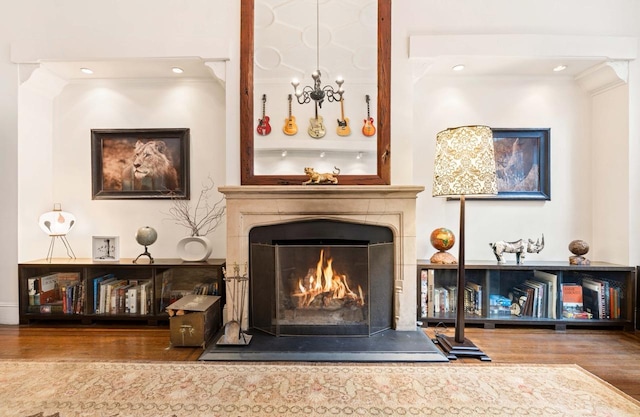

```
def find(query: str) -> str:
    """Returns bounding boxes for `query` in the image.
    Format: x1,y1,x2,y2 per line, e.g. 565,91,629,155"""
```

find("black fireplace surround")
249,220,394,337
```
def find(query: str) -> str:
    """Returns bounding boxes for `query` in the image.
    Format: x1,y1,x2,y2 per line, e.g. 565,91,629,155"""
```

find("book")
561,283,584,318
581,280,601,319
534,270,558,319
93,273,114,313
39,273,60,304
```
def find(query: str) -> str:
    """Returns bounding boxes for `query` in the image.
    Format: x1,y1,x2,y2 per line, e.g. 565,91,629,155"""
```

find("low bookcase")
418,260,636,331
18,258,225,325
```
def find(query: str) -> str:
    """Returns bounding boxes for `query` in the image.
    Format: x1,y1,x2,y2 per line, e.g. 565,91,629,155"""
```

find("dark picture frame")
489,128,550,200
91,128,190,200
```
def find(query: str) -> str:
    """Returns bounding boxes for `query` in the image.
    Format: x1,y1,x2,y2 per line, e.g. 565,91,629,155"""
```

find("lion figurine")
302,167,340,185
121,140,179,191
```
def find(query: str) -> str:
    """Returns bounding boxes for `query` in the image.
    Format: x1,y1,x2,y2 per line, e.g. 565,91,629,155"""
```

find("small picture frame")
92,236,120,262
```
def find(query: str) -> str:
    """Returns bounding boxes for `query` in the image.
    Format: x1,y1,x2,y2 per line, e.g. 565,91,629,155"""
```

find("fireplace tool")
216,262,252,345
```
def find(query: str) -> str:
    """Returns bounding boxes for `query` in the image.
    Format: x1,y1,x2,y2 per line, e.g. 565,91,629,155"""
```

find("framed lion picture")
91,128,190,200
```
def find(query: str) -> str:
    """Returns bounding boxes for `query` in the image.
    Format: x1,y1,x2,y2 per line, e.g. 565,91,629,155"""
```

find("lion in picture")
98,137,181,192
121,140,179,191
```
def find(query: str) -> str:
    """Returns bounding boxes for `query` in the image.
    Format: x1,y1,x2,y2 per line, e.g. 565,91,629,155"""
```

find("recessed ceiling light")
553,65,567,72
281,150,287,158
319,151,326,158
80,67,93,75
452,64,465,72
172,67,184,74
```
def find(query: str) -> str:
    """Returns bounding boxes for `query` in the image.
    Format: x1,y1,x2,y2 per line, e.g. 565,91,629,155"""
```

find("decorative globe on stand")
133,226,158,264
568,239,590,265
429,227,457,264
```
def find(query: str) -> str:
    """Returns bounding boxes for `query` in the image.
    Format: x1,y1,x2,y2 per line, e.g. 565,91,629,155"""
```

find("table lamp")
38,203,76,262
432,125,497,360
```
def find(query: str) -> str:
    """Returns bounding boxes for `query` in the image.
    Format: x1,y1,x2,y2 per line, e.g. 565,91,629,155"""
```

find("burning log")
292,249,365,310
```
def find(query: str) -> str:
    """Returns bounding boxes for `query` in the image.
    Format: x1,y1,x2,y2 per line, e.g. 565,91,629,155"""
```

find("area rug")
1,361,639,417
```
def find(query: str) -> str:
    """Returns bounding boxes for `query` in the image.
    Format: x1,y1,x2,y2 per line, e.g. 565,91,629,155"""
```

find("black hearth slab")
198,329,448,362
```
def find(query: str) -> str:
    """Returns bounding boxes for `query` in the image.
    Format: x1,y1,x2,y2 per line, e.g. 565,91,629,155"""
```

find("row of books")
508,270,558,319
420,270,482,317
420,268,626,321
27,272,83,314
93,274,153,315
561,274,624,319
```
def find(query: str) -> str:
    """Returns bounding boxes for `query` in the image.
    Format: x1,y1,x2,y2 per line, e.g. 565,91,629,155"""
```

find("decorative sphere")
430,228,455,251
568,239,589,256
135,226,158,247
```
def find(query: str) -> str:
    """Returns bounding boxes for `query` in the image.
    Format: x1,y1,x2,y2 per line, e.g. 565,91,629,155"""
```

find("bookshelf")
18,258,225,325
418,261,636,331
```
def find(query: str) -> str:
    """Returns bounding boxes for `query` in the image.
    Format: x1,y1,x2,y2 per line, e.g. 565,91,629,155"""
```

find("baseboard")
0,303,19,325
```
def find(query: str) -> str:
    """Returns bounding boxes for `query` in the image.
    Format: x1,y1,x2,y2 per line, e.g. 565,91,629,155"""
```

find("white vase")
176,236,212,262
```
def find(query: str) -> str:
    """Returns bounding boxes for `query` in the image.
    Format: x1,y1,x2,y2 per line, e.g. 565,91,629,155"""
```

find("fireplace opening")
249,220,394,337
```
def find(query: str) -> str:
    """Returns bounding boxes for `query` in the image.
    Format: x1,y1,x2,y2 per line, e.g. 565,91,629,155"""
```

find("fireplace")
199,186,448,361
249,220,394,336
217,185,425,332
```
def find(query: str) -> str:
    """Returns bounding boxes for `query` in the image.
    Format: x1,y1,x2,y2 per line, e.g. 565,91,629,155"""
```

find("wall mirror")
240,0,390,185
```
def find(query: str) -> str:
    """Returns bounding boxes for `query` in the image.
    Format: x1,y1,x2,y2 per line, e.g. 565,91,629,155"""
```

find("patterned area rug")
1,361,639,417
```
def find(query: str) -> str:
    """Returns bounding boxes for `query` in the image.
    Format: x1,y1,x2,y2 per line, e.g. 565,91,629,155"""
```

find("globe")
430,228,455,251
135,226,158,247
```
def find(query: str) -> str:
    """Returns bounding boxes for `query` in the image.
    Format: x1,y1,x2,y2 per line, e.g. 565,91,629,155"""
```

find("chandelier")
291,0,344,108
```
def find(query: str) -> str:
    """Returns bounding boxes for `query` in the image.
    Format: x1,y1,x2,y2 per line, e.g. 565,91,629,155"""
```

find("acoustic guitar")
308,102,326,139
256,94,271,136
283,94,298,135
336,97,351,136
362,94,376,137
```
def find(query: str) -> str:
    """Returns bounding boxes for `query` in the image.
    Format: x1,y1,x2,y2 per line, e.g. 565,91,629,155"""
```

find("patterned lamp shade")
38,203,76,236
432,125,498,197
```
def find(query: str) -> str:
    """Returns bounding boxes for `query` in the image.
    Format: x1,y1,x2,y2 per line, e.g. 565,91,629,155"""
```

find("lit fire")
292,249,365,309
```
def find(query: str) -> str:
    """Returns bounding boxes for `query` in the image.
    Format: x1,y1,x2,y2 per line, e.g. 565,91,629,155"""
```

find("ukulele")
336,97,351,136
256,94,271,136
308,102,326,139
362,94,376,137
283,94,298,136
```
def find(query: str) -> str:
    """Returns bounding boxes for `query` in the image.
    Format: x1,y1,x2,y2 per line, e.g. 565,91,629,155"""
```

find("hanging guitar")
256,94,271,136
336,97,351,136
308,102,326,139
362,94,376,137
283,94,298,136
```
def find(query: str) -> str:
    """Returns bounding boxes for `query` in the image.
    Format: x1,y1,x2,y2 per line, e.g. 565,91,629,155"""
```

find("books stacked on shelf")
505,271,559,319
578,274,624,320
561,283,592,319
93,275,152,315
193,281,219,296
465,281,482,316
26,272,82,314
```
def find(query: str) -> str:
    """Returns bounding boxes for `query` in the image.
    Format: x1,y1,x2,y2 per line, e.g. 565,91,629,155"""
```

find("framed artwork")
92,236,120,262
91,128,190,200
489,128,550,200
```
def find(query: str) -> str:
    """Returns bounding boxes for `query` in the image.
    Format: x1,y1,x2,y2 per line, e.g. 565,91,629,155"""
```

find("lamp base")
435,334,491,361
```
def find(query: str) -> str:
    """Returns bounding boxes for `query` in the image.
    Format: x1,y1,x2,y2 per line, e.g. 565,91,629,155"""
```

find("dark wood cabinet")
19,258,225,325
418,260,636,331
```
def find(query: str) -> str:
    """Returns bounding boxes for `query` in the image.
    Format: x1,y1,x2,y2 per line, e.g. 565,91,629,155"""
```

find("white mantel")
219,185,425,331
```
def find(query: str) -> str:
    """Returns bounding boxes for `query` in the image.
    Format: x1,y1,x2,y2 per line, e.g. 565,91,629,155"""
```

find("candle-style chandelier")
291,0,344,108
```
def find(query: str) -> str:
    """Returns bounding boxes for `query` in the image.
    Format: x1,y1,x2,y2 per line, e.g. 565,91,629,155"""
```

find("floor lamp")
432,125,497,361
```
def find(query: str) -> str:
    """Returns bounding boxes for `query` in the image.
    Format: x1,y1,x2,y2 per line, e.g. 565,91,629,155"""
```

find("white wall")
413,76,591,261
392,0,640,265
17,77,227,262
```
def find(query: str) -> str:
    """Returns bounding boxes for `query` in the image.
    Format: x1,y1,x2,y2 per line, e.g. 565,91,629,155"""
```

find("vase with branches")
167,176,226,261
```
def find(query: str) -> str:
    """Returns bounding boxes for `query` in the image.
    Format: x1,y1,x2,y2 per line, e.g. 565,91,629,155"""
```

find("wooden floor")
1,324,639,402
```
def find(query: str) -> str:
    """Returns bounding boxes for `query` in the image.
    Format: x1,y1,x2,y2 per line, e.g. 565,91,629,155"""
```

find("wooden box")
167,294,221,348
